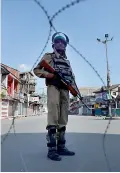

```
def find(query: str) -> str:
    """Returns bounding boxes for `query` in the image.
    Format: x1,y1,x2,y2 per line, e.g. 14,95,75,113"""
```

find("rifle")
40,60,91,110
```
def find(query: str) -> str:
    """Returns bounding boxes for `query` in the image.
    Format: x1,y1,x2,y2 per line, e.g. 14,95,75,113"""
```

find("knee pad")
46,125,56,134
57,126,66,144
46,125,57,147
57,126,66,132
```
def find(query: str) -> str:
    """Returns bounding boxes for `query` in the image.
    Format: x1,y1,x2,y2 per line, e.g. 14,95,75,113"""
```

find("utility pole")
97,34,113,117
25,72,30,118
27,72,30,107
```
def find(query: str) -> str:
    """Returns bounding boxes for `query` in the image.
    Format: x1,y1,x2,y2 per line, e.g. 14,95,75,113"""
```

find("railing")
1,85,28,102
6,86,19,99
7,86,13,96
14,91,19,99
29,85,35,92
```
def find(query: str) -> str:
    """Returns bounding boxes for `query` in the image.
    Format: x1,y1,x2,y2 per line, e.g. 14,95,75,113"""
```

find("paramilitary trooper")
33,32,76,161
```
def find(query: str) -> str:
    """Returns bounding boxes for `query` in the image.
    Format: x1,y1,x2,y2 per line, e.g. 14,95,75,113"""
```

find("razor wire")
2,0,113,171
1,83,16,144
32,0,112,171
1,0,85,146
1,68,32,144
2,0,87,146
33,0,106,86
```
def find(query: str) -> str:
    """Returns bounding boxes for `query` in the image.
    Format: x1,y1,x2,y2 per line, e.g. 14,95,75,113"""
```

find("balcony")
14,91,19,100
8,86,13,97
29,78,36,85
20,77,27,83
29,85,35,92
7,86,19,100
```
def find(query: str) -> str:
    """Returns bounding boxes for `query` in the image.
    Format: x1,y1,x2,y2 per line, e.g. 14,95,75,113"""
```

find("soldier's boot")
57,126,75,156
46,125,62,161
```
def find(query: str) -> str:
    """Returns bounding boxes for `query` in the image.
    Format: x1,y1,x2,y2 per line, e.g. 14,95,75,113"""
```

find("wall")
8,75,14,97
14,79,19,93
8,100,14,117
18,102,27,116
1,75,8,97
95,108,120,116
1,75,8,87
1,100,9,117
79,87,99,96
18,102,40,116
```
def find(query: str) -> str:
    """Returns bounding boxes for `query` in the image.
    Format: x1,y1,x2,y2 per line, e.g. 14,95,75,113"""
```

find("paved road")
1,115,120,172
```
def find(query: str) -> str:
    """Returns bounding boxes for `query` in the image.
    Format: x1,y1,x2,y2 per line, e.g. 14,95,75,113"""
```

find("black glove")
54,71,62,80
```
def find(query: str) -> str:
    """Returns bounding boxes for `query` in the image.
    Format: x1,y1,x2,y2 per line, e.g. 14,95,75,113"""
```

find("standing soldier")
33,32,76,161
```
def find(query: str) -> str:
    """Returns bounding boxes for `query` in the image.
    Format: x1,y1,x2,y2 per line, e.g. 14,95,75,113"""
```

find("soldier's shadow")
1,131,120,172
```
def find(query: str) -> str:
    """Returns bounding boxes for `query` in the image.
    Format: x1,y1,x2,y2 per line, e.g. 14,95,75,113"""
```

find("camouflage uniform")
34,51,75,161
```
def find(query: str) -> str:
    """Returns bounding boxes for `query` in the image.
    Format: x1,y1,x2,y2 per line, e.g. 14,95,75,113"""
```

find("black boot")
57,126,75,156
46,125,61,161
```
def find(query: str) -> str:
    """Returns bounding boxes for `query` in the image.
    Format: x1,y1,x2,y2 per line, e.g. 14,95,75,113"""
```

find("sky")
2,0,120,94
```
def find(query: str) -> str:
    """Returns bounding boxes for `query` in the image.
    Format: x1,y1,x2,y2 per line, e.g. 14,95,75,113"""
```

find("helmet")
52,32,69,52
52,32,69,45
53,35,67,45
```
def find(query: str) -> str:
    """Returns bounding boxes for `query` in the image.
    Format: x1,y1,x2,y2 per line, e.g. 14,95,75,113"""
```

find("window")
118,87,120,92
113,92,116,95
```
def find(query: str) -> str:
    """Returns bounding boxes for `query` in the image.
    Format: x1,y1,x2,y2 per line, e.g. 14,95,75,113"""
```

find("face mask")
53,39,67,51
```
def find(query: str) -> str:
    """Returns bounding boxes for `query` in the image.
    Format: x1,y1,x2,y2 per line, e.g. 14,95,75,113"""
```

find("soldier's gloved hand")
46,73,55,79
54,72,62,80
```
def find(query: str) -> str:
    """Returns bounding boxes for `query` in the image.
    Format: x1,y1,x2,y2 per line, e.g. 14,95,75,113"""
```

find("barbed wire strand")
2,0,86,147
1,95,16,144
2,0,113,171
31,0,86,71
31,0,53,71
32,0,112,171
1,0,53,146
33,0,106,86
1,68,31,145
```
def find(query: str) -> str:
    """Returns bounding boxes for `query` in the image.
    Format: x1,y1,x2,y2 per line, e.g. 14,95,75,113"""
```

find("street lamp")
97,34,113,117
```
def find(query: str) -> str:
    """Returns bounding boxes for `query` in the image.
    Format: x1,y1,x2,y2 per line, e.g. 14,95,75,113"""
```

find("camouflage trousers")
47,85,69,128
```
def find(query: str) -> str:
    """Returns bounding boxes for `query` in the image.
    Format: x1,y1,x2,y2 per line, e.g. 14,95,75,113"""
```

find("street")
1,115,120,172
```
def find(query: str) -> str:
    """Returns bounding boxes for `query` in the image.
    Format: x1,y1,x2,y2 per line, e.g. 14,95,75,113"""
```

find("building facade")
1,64,20,118
69,87,99,115
79,87,99,96
1,64,41,118
19,71,41,116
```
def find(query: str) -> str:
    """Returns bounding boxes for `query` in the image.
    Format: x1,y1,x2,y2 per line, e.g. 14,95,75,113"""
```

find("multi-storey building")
1,64,41,118
93,84,120,108
79,87,99,96
19,71,41,116
1,64,20,118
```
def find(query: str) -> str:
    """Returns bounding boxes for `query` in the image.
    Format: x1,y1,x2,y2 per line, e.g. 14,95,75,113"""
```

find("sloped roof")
1,65,10,75
1,63,19,72
110,84,120,90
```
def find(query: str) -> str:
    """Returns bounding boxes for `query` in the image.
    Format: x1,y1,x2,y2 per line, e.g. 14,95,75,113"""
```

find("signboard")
29,97,39,102
102,92,108,100
95,91,112,103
